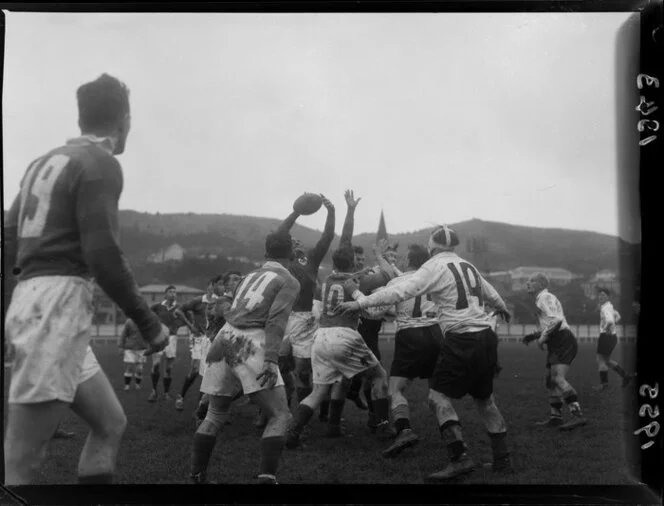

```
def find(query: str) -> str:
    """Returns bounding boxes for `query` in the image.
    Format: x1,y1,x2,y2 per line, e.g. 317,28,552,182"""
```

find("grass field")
3,339,640,485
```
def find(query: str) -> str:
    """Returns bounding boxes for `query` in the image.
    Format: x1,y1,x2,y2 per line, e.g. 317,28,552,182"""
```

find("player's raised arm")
480,277,511,322
339,189,361,249
372,242,399,280
275,208,301,235
308,195,335,268
75,158,163,344
264,277,301,365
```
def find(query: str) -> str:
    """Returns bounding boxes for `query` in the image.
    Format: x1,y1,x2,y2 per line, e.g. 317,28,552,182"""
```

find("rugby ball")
293,193,323,215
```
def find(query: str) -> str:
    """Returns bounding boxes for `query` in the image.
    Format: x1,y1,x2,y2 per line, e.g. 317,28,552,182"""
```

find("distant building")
139,284,205,304
582,270,621,299
147,243,186,263
509,266,577,292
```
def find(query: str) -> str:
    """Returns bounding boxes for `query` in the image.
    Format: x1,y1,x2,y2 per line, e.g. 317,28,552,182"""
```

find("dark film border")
0,1,661,505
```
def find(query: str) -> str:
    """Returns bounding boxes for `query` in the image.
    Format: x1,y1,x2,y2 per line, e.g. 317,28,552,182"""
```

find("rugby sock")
78,473,114,484
393,404,411,434
134,373,142,386
296,387,312,403
319,400,330,420
124,373,132,386
283,373,295,407
548,396,563,419
191,433,217,476
163,377,172,394
440,421,466,462
488,431,509,461
373,398,390,423
259,436,286,476
292,404,315,434
599,371,609,385
610,363,627,378
181,373,199,398
363,384,375,413
151,371,160,391
562,389,582,417
328,400,345,426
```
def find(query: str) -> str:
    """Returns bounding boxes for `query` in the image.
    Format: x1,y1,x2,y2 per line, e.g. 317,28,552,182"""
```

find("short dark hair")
352,245,364,255
77,73,130,132
597,287,611,297
265,231,293,260
333,247,355,272
165,285,176,292
407,244,430,269
223,271,242,285
209,275,222,286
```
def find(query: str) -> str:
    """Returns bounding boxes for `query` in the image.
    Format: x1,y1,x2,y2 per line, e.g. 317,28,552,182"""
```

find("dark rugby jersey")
151,301,188,335
3,136,162,341
207,294,233,340
181,293,217,334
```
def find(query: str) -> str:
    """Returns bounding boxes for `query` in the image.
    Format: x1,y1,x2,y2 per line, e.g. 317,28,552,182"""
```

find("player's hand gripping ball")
293,193,324,215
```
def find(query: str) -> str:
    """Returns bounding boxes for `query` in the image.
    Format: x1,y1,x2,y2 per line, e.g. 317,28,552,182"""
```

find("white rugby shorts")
123,349,147,364
311,326,380,385
5,276,102,404
152,335,178,360
201,323,284,396
199,337,211,377
285,311,318,359
189,334,205,361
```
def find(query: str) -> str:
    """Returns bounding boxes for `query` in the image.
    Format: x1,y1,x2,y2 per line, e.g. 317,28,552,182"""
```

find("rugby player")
592,288,632,390
286,190,395,448
190,232,299,484
148,285,195,402
175,277,220,410
274,194,335,407
3,74,168,484
523,273,587,431
335,225,513,480
119,318,147,391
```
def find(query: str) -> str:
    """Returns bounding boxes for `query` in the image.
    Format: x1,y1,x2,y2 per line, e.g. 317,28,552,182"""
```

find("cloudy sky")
2,11,637,240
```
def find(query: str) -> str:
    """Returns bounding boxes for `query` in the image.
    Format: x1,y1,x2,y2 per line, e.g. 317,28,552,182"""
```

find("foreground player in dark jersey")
274,194,335,406
190,232,299,484
3,74,168,485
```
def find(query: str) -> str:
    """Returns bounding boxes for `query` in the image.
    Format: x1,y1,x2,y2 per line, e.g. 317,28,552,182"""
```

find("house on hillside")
581,270,621,299
509,266,577,292
147,243,186,264
139,284,205,304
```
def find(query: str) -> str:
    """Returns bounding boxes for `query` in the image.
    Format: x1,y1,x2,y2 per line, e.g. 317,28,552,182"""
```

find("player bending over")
3,74,168,485
522,273,587,431
175,277,220,411
190,232,298,484
593,288,633,390
119,318,148,391
148,285,195,402
336,225,512,481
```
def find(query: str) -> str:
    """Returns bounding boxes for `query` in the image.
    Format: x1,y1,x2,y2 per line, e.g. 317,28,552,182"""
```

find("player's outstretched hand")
334,300,361,315
344,189,361,209
320,194,334,210
493,308,512,324
257,360,280,388
144,324,169,356
522,331,541,346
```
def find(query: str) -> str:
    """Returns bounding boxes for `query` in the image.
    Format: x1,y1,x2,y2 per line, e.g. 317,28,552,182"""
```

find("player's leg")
607,358,633,387
4,401,70,484
346,372,368,410
177,358,201,411
191,393,234,483
363,363,394,440
551,364,587,430
70,369,128,483
149,353,161,402
251,386,293,484
473,394,511,472
383,376,419,457
286,382,333,448
601,333,632,387
536,369,565,426
293,356,313,403
326,379,350,437
162,350,176,400
594,354,610,390
123,358,134,391
133,360,144,390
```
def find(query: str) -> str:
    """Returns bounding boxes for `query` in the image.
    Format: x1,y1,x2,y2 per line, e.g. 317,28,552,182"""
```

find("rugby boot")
482,455,514,474
175,395,185,411
148,390,158,403
190,471,207,484
559,415,587,431
367,412,379,434
426,454,475,482
375,420,398,441
285,429,302,449
382,428,419,458
256,474,278,484
534,417,563,427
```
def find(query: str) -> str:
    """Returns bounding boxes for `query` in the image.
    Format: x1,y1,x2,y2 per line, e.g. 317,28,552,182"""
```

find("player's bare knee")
428,389,458,424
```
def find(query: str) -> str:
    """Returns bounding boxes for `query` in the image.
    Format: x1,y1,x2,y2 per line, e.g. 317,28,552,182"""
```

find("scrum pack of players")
3,73,633,485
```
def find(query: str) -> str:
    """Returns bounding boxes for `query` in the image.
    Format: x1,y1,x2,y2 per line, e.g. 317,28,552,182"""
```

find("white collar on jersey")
66,134,116,155
161,299,177,309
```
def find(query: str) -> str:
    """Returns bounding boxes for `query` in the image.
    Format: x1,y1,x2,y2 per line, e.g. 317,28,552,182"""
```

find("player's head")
76,73,131,155
352,245,365,270
407,244,430,270
165,285,177,302
428,225,459,255
265,231,294,261
597,288,610,304
223,271,242,295
333,246,355,273
210,275,224,295
292,238,307,264
526,273,549,295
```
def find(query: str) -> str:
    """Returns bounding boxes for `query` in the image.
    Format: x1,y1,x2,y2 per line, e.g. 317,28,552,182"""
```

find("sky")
2,11,639,241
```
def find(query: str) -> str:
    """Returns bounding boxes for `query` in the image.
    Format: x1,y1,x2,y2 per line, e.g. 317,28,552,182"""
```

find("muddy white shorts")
153,335,178,360
201,323,284,396
285,311,318,359
5,276,102,404
199,337,212,377
123,349,147,364
190,334,205,361
311,326,380,385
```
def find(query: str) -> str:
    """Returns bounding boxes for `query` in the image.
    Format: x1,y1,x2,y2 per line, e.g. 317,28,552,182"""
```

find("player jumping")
3,74,168,484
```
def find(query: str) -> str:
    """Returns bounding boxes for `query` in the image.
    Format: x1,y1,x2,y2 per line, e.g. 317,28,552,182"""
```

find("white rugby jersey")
599,301,621,334
355,251,507,335
360,271,441,331
535,289,570,335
